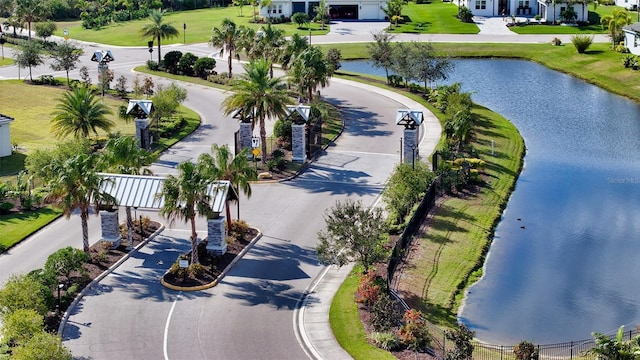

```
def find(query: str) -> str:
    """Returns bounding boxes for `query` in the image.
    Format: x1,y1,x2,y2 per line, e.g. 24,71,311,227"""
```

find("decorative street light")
308,28,312,45
57,283,64,315
90,50,115,98
0,34,5,60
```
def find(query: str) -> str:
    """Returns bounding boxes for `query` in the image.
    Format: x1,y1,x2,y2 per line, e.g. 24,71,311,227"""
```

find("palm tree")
254,23,285,78
51,87,114,139
589,326,640,360
288,46,332,102
601,9,632,48
313,0,330,30
99,136,157,249
222,58,292,164
280,33,309,70
46,152,115,256
159,158,217,265
139,8,179,65
14,0,48,40
199,144,257,227
209,18,241,78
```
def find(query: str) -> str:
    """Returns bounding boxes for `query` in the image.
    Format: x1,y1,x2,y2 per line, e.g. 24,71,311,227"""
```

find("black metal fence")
384,174,640,359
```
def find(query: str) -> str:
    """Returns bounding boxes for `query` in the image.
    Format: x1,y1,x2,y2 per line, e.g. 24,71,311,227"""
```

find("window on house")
635,35,639,47
476,0,486,9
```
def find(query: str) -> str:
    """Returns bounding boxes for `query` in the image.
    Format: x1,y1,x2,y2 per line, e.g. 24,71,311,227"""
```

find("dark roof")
623,22,640,34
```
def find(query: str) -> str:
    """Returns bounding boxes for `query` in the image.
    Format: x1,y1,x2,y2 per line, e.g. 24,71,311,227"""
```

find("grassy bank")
0,206,63,251
320,42,640,104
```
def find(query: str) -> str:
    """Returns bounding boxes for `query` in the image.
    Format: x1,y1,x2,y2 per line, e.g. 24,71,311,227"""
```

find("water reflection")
342,59,640,343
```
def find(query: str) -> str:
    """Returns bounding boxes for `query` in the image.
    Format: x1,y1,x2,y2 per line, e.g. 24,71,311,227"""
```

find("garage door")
359,4,380,19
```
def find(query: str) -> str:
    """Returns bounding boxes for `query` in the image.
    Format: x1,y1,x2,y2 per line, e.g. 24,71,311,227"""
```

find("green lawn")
0,206,63,251
509,5,629,34
0,80,135,154
54,7,329,47
389,2,480,34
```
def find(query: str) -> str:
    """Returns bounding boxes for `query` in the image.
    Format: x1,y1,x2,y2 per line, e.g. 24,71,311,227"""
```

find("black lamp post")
0,34,5,60
411,145,417,170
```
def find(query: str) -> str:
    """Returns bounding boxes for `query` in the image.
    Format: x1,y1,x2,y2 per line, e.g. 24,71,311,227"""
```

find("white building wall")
260,0,387,19
0,123,12,157
624,30,640,55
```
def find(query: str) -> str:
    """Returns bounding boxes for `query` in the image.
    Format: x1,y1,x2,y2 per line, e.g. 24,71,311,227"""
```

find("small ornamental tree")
194,57,216,79
514,340,538,360
35,21,57,41
291,12,309,28
44,246,88,283
370,292,401,332
316,199,388,270
326,48,342,72
444,323,475,360
178,52,198,76
163,50,183,74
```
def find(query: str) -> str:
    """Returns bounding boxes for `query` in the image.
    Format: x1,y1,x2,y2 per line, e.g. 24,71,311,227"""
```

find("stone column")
135,118,150,150
239,122,253,155
403,128,418,166
100,210,121,248
206,216,227,256
291,123,306,162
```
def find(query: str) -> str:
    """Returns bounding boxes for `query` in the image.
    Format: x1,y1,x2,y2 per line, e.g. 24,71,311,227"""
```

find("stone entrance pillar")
206,216,227,256
239,122,253,155
100,210,121,248
403,128,418,165
135,118,150,150
291,123,306,162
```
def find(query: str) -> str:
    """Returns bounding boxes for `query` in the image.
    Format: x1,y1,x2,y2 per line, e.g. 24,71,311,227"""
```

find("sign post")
63,28,69,41
251,136,260,168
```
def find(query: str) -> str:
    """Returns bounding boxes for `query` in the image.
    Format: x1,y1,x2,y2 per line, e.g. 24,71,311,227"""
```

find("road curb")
58,223,166,338
159,229,263,291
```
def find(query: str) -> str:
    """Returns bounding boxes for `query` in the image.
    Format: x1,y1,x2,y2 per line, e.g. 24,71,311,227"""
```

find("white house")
458,0,587,23
259,0,388,20
616,0,638,10
623,22,640,55
0,114,14,158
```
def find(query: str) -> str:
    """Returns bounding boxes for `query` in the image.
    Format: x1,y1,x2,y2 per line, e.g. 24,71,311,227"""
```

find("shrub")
115,75,128,98
397,309,431,351
514,340,538,360
370,292,401,332
292,12,309,28
369,332,401,351
163,50,183,74
188,263,205,278
444,323,475,360
267,156,286,171
615,43,630,53
44,246,88,280
146,60,159,71
355,270,385,307
194,57,216,79
387,74,403,87
208,73,231,85
178,52,198,76
457,6,474,23
273,118,293,140
623,54,638,69
0,201,14,214
229,219,251,240
91,250,107,264
570,35,593,53
551,37,562,46
1,309,43,347
326,48,342,71
0,273,52,316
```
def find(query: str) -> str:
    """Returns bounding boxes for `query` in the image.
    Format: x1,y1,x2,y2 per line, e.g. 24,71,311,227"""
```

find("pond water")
341,60,640,344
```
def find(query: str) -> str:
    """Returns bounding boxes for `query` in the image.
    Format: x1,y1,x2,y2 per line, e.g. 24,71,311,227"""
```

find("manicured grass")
320,42,640,104
151,106,201,155
54,7,329,47
0,57,12,66
0,80,135,153
507,5,627,34
0,206,63,251
330,266,396,360
389,2,480,34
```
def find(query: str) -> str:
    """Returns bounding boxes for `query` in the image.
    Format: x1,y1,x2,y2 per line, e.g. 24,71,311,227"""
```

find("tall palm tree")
159,158,217,265
280,33,309,70
99,136,157,249
199,145,257,227
221,58,292,164
14,0,48,40
288,46,332,102
46,152,115,256
209,18,241,78
254,24,285,78
139,8,179,65
601,9,632,47
51,87,114,139
313,0,330,30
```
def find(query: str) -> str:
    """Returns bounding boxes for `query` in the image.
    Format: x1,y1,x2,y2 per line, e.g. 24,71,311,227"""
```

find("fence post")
500,345,503,360
570,341,573,359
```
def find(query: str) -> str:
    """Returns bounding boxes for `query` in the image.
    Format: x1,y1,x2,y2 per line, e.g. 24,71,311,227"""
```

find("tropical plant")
444,323,475,360
49,41,84,86
44,246,88,282
280,33,309,70
382,162,433,225
11,331,72,360
288,46,333,102
368,31,395,82
198,144,257,227
158,157,219,265
316,199,388,270
560,6,578,23
139,9,180,65
163,50,183,74
571,34,594,53
99,136,157,248
291,12,309,28
589,325,640,360
194,57,216,79
457,6,474,23
382,0,403,28
313,0,330,30
326,48,342,71
252,23,285,77
34,20,56,41
1,308,43,348
0,273,52,316
50,86,114,139
514,340,538,360
222,58,292,164
209,18,242,78
15,39,43,81
14,0,49,40
46,152,115,255
397,309,431,351
178,52,198,76
601,9,632,47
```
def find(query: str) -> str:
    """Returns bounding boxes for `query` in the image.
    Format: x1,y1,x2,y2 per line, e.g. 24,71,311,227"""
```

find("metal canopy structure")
98,173,237,212
285,104,312,124
396,109,424,129
126,100,154,118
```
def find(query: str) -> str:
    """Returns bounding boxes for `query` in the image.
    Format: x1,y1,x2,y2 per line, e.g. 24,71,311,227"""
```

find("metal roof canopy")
396,109,423,129
285,104,311,124
126,99,154,118
0,113,15,125
98,173,237,213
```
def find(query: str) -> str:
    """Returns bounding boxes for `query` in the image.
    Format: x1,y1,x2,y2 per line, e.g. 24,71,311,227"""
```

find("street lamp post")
0,34,5,60
90,50,115,98
57,283,64,315
309,28,312,45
